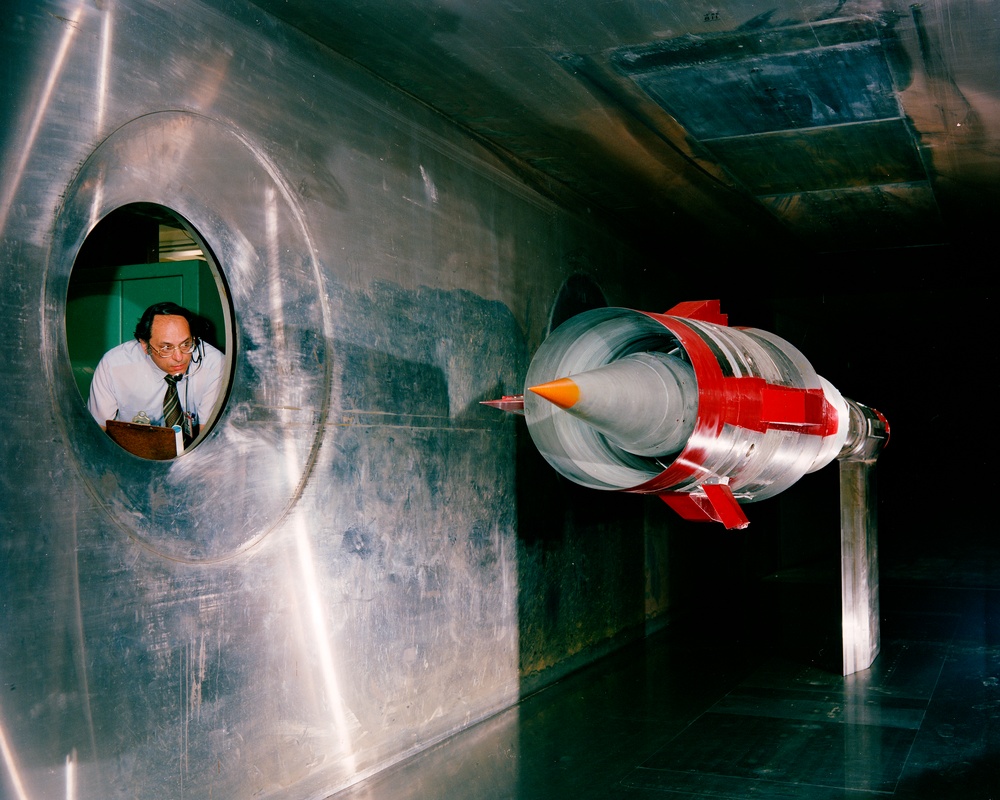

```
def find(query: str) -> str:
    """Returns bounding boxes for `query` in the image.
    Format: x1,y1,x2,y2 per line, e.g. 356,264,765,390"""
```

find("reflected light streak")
65,750,77,800
87,166,105,258
95,0,113,134
85,1,110,239
68,504,98,766
0,2,84,238
0,711,31,800
264,186,356,771
265,187,287,360
293,518,358,771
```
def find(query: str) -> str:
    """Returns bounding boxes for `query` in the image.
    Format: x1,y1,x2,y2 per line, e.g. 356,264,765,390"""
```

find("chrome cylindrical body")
524,306,850,504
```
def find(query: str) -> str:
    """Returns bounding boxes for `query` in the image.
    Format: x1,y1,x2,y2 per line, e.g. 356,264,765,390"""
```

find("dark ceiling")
250,0,1000,258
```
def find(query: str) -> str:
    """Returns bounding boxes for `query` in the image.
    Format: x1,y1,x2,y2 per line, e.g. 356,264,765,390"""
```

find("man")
88,301,225,442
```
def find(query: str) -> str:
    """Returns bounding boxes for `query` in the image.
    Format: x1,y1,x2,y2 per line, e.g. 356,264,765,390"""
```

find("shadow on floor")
332,549,1000,800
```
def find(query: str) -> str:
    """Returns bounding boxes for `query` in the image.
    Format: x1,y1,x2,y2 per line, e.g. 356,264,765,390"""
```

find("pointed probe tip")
528,377,580,409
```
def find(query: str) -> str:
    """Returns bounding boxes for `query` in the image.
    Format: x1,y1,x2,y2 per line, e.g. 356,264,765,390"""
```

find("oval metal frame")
43,111,334,563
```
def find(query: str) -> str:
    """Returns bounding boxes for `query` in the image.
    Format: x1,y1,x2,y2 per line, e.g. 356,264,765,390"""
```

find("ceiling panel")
251,0,1000,256
607,17,942,250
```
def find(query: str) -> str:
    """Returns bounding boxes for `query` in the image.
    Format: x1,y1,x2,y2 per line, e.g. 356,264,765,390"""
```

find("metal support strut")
838,400,890,676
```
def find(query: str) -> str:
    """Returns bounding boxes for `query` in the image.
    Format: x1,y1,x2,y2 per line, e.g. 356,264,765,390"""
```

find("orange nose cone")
529,377,580,409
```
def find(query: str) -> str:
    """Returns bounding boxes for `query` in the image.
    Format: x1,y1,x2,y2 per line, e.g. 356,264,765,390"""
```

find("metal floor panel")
330,547,1000,800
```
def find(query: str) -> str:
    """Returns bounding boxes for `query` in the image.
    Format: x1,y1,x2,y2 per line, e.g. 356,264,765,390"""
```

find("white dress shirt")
87,339,226,429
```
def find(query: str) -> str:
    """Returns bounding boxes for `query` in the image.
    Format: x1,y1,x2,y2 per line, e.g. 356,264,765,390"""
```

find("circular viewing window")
66,203,233,460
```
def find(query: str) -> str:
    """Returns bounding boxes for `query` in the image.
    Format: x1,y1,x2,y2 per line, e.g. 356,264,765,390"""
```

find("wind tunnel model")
489,297,891,676
487,300,889,530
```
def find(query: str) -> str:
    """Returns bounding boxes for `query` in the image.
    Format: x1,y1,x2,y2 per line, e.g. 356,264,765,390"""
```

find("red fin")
664,300,728,326
659,483,750,530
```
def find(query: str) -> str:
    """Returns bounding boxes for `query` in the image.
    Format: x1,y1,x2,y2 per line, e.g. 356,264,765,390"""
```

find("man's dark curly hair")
133,302,202,342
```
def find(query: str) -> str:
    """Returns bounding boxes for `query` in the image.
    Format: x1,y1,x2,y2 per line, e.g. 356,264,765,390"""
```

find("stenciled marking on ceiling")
608,16,944,250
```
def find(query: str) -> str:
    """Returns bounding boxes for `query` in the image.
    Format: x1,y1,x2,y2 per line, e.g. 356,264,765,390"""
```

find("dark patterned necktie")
163,374,183,429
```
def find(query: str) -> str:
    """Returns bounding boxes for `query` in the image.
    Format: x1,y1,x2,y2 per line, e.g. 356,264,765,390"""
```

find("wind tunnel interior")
1,1,997,799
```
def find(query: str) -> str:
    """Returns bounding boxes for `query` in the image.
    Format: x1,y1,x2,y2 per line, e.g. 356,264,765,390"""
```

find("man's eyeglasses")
148,338,199,357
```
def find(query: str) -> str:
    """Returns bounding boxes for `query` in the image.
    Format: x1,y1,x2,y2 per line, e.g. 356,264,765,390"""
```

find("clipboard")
105,419,183,460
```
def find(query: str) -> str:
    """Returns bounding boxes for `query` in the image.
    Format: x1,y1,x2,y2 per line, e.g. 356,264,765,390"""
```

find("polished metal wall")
0,1,656,797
